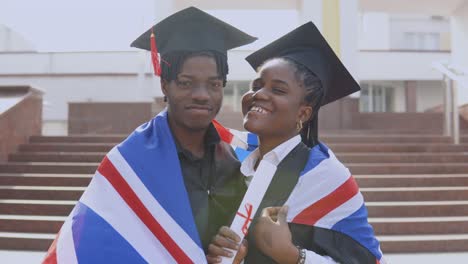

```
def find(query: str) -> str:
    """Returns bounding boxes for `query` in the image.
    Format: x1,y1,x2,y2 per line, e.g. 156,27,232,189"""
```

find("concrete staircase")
1,133,468,253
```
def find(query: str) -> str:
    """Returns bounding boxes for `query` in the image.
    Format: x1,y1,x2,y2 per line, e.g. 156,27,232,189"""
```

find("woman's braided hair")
278,57,325,147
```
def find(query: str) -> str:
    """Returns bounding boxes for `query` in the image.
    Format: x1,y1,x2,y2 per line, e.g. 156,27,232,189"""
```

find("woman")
207,22,385,264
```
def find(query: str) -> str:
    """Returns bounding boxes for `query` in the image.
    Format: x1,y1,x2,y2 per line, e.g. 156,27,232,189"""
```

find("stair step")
379,234,468,253
348,163,468,174
0,186,85,200
3,232,468,252
0,200,75,216
322,135,452,144
3,199,467,218
0,216,64,234
9,152,468,164
11,151,468,164
0,232,54,251
338,153,468,163
16,143,468,153
18,143,114,153
2,186,468,202
362,187,468,201
29,135,125,143
2,215,467,237
367,201,468,217
0,173,92,186
329,144,468,153
0,163,99,174
9,152,106,163
29,135,462,144
370,217,468,235
356,174,468,187
4,132,468,254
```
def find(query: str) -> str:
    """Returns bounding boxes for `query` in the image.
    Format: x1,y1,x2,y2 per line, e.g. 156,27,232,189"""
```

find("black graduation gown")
177,126,247,253
244,143,377,264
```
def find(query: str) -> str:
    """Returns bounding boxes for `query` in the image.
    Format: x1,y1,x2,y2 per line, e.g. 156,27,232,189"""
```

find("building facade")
1,0,467,135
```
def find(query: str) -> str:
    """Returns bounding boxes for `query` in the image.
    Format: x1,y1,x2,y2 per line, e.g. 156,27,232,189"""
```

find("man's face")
162,55,223,132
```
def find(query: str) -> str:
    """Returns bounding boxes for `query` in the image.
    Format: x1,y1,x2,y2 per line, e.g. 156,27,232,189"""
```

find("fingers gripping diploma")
206,226,248,264
253,206,300,264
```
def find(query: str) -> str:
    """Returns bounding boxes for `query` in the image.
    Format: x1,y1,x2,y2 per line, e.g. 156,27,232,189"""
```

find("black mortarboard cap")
130,6,257,57
245,21,360,106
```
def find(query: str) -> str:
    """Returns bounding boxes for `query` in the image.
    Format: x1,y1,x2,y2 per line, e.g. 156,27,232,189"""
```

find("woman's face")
242,58,312,141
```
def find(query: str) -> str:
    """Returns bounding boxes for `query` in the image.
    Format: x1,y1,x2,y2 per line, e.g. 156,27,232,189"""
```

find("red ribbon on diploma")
236,203,253,236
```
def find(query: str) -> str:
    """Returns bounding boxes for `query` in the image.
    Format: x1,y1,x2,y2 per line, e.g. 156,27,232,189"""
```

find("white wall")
0,49,260,121
416,80,444,112
389,81,406,112
0,75,160,120
340,0,359,80
0,24,36,52
359,13,391,50
0,51,162,123
0,51,143,74
358,51,449,80
390,15,450,50
451,1,468,105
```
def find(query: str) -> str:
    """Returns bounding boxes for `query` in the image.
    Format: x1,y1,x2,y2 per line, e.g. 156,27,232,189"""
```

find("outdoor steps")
3,200,468,218
4,216,468,236
0,216,468,253
29,135,126,143
0,162,98,174
331,144,468,153
3,234,468,253
2,186,468,202
0,173,91,186
362,187,468,201
348,163,468,174
2,162,468,175
337,153,468,163
378,234,468,253
3,174,467,188
9,153,106,163
16,142,468,153
29,135,468,144
366,201,468,217
18,143,113,153
355,175,468,187
0,233,54,251
0,200,75,216
1,134,468,253
9,152,468,163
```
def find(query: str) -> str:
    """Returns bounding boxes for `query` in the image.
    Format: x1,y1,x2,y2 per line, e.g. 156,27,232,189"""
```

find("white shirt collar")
240,135,302,177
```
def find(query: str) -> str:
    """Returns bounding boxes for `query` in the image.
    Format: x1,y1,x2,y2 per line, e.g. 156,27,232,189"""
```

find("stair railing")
432,62,468,145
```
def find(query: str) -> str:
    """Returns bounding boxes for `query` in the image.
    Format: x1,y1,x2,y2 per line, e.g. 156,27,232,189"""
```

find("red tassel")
150,29,161,76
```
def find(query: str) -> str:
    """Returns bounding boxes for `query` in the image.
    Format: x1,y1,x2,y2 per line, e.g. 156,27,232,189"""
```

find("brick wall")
68,102,153,134
0,86,42,162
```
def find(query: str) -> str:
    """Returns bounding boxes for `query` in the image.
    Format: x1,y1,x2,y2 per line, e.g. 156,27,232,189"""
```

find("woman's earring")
296,120,303,132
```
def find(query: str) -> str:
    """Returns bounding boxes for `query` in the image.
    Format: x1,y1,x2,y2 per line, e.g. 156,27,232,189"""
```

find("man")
42,7,256,263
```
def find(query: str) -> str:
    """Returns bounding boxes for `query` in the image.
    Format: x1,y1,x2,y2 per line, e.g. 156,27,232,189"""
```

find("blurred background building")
1,0,468,263
1,0,467,135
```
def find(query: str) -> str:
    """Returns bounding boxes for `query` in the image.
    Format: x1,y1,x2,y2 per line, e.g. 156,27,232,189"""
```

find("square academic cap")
130,6,257,57
245,22,360,106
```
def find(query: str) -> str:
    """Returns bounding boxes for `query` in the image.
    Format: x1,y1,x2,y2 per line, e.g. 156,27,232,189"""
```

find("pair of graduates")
43,6,385,264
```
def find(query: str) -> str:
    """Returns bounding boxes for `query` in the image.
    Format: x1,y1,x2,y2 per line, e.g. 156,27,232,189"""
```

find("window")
223,81,251,112
360,83,395,112
403,32,440,50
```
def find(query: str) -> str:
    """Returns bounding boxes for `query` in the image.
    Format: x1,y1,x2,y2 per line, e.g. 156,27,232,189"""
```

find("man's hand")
206,226,248,264
252,206,299,264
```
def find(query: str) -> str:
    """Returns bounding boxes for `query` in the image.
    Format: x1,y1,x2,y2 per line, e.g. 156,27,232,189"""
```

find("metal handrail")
432,62,468,144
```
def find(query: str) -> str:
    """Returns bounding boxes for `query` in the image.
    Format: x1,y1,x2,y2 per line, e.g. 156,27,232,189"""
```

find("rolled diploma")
220,159,277,264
